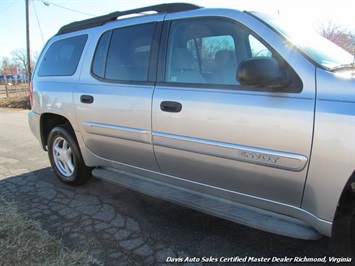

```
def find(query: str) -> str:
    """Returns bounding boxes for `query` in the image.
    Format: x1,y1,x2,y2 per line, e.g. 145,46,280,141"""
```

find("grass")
0,84,31,109
0,198,101,266
0,95,30,109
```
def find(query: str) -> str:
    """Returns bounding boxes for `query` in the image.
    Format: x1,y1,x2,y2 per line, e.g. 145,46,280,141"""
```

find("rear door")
74,18,162,171
152,15,316,207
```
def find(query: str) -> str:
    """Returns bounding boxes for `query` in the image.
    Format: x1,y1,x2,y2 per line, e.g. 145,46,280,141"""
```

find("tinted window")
38,35,87,76
92,23,155,82
92,31,111,78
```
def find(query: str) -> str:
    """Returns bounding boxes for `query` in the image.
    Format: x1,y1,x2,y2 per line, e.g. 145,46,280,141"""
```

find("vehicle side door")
152,14,316,207
74,18,162,171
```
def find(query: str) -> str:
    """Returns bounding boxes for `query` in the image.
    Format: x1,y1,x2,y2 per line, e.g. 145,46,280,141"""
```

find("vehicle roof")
56,3,201,35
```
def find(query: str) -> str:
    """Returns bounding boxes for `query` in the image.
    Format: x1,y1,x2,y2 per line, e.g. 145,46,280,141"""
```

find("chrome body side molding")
153,132,308,171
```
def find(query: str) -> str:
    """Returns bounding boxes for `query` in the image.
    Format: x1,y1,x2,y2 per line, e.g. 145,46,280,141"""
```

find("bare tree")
1,57,11,74
11,49,29,74
318,20,355,55
0,57,16,96
10,49,37,76
0,57,18,75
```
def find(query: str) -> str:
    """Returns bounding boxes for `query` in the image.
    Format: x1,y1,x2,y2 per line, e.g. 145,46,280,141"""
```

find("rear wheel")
350,206,355,255
47,125,92,185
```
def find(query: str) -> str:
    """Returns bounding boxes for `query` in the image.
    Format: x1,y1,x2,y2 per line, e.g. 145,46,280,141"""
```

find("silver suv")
29,3,355,247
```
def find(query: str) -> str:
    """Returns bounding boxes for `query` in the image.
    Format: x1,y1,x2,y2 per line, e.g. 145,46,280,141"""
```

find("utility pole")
25,0,32,84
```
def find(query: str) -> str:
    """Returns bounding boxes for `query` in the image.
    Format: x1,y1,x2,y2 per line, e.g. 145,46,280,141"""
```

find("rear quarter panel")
303,69,355,223
31,31,94,132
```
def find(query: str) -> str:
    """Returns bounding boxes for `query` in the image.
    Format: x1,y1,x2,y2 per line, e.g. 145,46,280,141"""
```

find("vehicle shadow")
0,167,353,265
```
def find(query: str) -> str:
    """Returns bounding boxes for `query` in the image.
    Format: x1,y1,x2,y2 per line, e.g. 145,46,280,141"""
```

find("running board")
92,167,321,240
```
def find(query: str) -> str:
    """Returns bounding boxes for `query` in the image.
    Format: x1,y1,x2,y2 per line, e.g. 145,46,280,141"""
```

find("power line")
32,1,45,45
37,0,95,17
0,1,19,15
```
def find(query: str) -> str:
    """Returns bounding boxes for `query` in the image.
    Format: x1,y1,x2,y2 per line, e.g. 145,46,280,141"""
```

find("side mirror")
237,57,289,88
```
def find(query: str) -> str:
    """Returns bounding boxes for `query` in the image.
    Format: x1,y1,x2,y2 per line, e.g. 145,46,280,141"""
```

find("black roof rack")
57,3,201,35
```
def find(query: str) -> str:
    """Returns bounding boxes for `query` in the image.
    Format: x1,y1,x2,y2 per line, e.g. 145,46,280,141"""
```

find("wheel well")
332,170,355,236
40,113,75,150
336,171,355,214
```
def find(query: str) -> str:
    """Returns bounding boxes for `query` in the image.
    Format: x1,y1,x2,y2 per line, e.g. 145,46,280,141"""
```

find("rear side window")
38,35,87,76
92,23,155,82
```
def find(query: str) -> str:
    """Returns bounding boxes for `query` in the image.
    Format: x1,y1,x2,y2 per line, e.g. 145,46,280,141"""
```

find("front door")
152,16,315,206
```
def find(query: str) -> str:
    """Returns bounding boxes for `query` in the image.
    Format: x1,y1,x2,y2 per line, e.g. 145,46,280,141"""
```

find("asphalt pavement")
0,108,352,265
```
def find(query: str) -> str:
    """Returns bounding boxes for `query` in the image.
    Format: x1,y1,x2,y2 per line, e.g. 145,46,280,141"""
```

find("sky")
0,0,354,59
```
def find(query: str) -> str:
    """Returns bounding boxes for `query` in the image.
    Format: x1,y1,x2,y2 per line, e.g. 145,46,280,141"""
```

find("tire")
350,206,355,256
47,125,92,185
